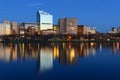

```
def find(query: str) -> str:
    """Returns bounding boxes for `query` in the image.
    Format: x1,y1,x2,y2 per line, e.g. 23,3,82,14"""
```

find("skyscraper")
37,11,53,32
58,18,78,35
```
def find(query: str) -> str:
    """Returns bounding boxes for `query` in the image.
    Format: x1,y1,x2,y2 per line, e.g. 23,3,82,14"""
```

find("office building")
11,22,18,34
37,11,53,31
58,18,78,35
0,24,11,35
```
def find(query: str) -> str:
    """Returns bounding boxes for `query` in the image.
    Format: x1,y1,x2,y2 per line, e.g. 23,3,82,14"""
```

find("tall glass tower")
37,11,53,32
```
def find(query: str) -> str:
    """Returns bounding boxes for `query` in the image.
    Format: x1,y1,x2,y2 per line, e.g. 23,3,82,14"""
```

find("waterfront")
0,42,120,80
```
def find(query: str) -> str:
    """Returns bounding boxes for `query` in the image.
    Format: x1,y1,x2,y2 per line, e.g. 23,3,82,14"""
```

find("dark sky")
0,0,120,32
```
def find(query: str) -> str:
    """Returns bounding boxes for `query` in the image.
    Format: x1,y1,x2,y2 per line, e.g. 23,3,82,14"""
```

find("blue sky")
0,0,120,32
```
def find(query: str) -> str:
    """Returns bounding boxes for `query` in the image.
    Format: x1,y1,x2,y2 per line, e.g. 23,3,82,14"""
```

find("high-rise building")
37,11,53,31
58,18,78,35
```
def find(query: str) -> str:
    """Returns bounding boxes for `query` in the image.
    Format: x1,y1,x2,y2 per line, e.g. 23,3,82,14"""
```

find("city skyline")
0,0,120,32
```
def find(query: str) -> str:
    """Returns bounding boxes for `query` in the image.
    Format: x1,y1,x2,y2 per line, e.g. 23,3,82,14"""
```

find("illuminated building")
27,26,36,35
42,30,58,35
78,25,96,35
53,25,59,31
11,22,18,34
19,23,38,34
78,25,89,35
2,20,11,24
0,24,11,35
58,18,78,34
109,27,117,34
0,21,19,35
37,11,53,31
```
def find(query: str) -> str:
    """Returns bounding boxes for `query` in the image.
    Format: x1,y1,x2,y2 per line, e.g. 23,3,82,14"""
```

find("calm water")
0,42,120,80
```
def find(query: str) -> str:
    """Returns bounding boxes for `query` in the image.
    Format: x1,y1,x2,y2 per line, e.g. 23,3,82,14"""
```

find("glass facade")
37,11,53,31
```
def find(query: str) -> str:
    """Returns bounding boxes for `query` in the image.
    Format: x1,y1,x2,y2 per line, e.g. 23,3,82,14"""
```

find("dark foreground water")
0,42,120,80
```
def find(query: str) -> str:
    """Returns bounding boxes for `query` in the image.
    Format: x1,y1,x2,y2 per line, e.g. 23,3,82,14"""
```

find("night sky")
0,0,120,32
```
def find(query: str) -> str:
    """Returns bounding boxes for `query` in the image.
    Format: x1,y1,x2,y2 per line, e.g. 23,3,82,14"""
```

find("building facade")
2,20,11,24
11,22,18,34
53,25,59,31
0,24,11,35
19,23,38,35
78,25,96,35
42,30,58,35
27,26,36,35
58,18,78,35
37,11,53,31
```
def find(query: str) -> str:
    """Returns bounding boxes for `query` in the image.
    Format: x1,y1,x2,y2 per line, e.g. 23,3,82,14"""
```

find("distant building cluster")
109,27,120,34
0,10,97,36
0,20,18,35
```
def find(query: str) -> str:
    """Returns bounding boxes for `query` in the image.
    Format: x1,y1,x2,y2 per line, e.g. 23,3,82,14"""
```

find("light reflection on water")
0,42,120,80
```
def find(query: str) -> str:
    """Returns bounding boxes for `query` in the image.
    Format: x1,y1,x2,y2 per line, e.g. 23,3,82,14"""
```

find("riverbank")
0,39,119,43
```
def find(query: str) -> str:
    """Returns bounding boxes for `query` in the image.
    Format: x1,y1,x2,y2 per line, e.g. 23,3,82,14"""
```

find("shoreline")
0,39,119,43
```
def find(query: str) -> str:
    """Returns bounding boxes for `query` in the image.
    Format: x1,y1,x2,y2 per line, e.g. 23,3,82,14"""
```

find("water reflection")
112,42,120,54
39,46,53,72
59,43,78,64
0,42,120,73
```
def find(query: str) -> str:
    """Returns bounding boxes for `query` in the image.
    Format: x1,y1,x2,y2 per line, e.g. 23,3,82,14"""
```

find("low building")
42,29,58,35
27,26,36,35
89,27,96,34
53,25,59,31
19,23,38,34
78,25,89,35
78,25,96,35
19,29,25,35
